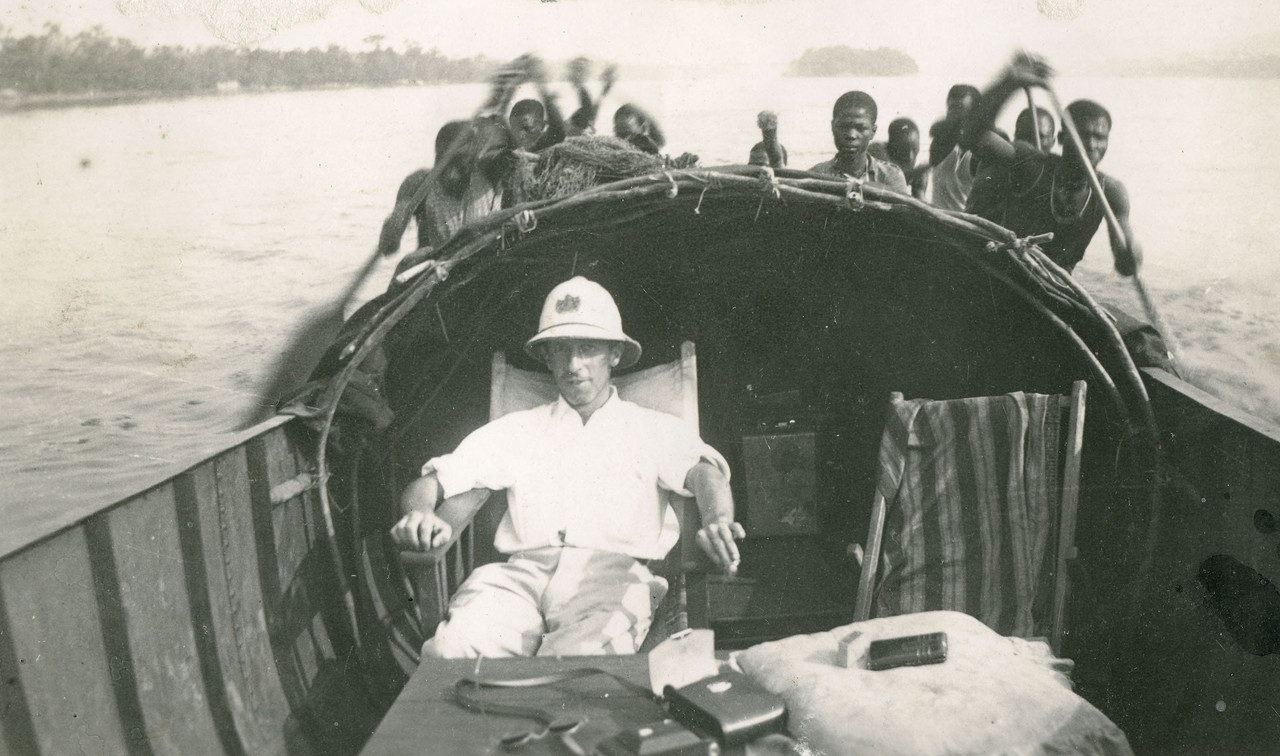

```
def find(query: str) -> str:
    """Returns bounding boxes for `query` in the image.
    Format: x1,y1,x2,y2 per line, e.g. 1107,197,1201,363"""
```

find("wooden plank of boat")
0,525,128,753
0,415,386,755
1115,367,1280,753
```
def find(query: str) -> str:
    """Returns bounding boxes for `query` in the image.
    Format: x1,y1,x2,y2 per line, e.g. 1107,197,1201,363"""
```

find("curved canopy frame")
299,166,1160,651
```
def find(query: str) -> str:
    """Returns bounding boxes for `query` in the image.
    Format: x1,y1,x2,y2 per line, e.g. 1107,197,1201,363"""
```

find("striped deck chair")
853,383,1086,654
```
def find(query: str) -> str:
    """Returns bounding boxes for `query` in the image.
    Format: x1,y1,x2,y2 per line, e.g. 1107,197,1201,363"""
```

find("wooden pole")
1024,87,1042,152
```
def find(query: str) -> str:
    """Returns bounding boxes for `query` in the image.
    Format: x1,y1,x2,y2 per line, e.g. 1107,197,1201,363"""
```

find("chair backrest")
491,341,699,430
488,341,702,571
854,382,1086,654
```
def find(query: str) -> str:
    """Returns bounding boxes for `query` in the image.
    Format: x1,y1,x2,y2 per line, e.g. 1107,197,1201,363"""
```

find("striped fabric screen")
872,391,1063,638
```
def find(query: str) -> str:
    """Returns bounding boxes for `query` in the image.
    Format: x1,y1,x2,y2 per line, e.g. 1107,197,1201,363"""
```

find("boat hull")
0,416,396,755
2,166,1277,754
1113,368,1280,754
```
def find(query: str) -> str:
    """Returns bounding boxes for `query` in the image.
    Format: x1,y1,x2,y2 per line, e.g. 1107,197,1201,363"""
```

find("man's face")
615,112,645,140
543,339,622,412
888,130,919,167
511,113,546,151
945,93,976,123
437,133,475,196
1035,114,1056,152
1061,116,1111,168
831,106,876,158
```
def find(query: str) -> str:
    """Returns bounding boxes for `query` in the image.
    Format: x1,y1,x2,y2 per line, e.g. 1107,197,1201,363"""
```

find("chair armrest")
396,487,494,566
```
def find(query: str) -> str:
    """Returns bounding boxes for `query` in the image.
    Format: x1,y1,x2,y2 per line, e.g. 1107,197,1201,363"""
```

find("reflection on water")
2,76,1279,544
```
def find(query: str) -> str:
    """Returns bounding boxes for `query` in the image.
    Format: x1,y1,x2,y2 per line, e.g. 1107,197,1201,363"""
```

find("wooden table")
361,655,681,755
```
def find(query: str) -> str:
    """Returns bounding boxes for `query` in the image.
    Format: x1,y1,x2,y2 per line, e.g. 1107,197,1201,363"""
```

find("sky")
5,0,1280,79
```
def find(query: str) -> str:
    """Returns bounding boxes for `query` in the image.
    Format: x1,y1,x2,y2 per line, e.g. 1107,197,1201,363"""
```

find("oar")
1043,86,1186,377
235,248,383,430
234,60,532,430
1024,87,1042,152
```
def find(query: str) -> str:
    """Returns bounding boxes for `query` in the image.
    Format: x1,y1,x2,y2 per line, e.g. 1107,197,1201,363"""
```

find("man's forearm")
960,80,1016,153
686,461,734,524
400,473,440,516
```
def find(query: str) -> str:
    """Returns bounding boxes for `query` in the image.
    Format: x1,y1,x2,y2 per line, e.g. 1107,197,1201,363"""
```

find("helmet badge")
555,294,581,313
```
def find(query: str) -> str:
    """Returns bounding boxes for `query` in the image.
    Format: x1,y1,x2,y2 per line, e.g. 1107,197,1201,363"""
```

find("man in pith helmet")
392,276,743,658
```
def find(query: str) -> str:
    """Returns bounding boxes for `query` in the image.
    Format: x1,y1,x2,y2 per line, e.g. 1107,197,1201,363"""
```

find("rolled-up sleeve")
421,416,517,499
653,416,730,497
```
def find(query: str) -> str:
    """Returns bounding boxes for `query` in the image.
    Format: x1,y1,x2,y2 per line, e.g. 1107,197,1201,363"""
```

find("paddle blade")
234,302,347,430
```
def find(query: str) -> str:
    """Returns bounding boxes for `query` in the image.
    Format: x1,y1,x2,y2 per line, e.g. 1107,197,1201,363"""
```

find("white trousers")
422,546,668,659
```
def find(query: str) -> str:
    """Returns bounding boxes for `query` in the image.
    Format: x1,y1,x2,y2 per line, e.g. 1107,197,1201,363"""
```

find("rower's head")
944,84,980,123
757,110,779,133
885,118,920,169
613,104,648,140
510,99,548,151
1061,99,1112,169
433,116,513,196
526,277,642,418
433,121,471,193
831,91,878,159
1014,107,1056,152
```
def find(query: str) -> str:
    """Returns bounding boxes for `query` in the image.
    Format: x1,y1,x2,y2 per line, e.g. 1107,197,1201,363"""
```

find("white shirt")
424,389,730,560
929,145,975,212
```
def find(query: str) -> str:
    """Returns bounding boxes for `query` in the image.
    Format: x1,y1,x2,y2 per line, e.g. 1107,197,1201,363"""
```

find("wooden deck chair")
853,382,1086,655
399,341,707,652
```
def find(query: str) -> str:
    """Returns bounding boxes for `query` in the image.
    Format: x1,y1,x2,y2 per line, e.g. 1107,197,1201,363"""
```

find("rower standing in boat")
377,60,530,260
509,56,567,154
961,53,1141,276
390,277,744,659
379,121,469,255
869,117,928,199
809,91,909,193
748,110,788,168
927,84,981,211
1014,105,1057,154
966,106,1055,218
613,103,666,155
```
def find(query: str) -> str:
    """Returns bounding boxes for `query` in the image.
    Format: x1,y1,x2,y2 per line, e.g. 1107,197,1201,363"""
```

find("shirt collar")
831,152,871,179
551,385,620,425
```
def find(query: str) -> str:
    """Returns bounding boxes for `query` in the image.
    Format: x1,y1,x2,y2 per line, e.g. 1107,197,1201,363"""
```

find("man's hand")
1115,237,1142,277
567,56,589,87
390,509,453,551
519,53,548,86
696,520,746,574
1005,51,1054,89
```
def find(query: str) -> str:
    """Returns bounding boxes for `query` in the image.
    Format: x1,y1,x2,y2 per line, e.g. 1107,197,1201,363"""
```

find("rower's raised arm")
962,52,1055,163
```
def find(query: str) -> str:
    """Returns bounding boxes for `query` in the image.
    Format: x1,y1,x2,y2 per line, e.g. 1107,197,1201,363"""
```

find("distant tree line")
789,45,918,77
0,24,500,96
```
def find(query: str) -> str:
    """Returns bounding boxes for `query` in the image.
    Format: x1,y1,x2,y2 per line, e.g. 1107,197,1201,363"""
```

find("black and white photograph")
2,0,1278,753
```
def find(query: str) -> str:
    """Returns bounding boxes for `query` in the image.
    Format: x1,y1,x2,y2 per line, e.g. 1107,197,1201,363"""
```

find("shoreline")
0,80,480,114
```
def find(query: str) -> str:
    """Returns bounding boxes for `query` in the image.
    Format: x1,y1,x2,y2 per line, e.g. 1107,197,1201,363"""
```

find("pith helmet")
524,277,642,369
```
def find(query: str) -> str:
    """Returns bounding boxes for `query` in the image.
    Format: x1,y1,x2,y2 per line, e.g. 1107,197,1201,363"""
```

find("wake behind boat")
0,166,1276,754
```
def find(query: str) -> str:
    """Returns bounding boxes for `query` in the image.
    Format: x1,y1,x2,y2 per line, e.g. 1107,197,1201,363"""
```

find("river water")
2,75,1279,547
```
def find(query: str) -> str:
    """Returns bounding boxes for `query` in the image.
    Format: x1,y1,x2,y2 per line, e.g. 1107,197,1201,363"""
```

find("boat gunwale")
0,413,295,562
1143,366,1280,443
